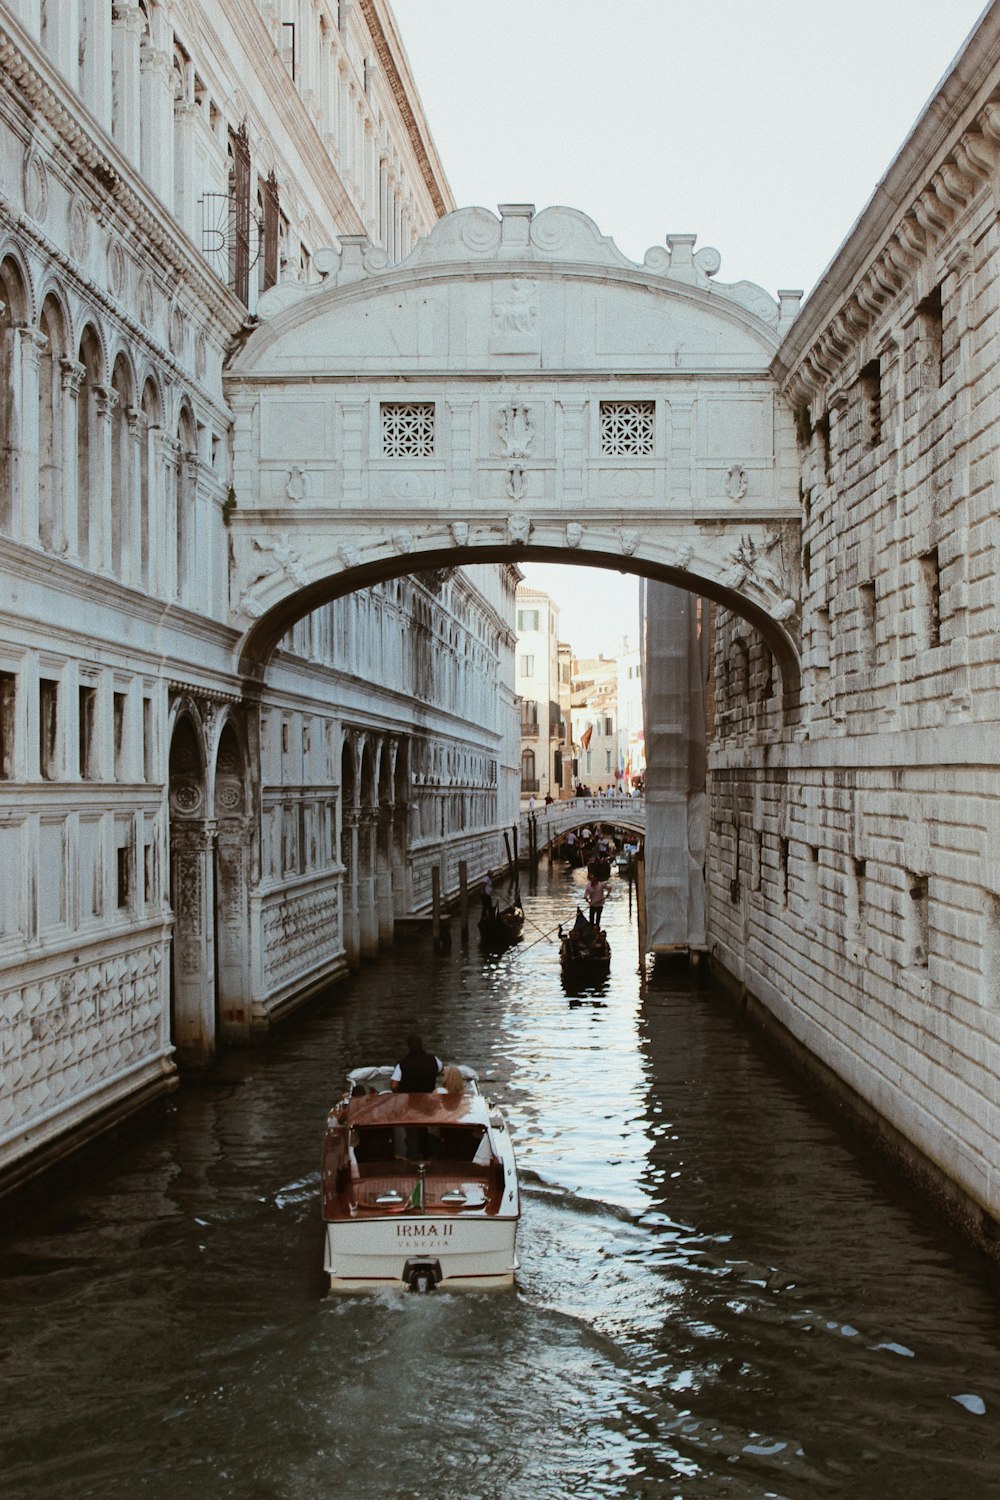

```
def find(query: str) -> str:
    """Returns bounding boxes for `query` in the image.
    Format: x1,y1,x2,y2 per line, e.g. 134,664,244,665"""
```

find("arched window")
37,296,66,553
139,378,159,588
0,259,28,535
176,405,196,603
77,327,102,567
110,355,133,578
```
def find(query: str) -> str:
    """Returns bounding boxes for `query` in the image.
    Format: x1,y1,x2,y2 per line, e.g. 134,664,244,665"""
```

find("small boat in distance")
322,1065,520,1292
478,897,525,949
559,909,612,977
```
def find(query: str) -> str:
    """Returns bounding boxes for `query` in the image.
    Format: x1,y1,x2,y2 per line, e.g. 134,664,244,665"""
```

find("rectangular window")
381,402,434,457
519,655,534,677
143,696,153,782
816,412,832,478
859,581,877,671
78,685,96,779
920,548,941,648
0,671,15,779
779,836,790,907
517,609,540,631
229,122,251,306
907,873,929,968
261,170,280,292
859,359,882,447
116,842,132,910
604,716,613,736
916,284,943,390
600,400,654,455
39,678,58,780
113,692,127,780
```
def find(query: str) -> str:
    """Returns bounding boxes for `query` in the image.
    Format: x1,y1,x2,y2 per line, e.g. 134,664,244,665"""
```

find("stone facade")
710,5,1000,1235
0,0,518,1192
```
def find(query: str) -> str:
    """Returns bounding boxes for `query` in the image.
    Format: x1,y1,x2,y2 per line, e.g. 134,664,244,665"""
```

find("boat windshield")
352,1123,492,1167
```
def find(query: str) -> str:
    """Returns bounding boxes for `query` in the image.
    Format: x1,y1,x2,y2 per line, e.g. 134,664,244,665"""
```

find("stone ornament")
565,522,583,548
138,276,154,329
392,528,414,554
23,148,48,223
497,404,534,458
285,466,307,501
722,531,793,601
493,279,537,336
619,527,639,555
107,240,127,298
506,465,526,501
725,463,749,500
68,197,91,263
506,513,531,545
339,543,359,569
169,303,185,356
669,542,694,569
450,521,469,547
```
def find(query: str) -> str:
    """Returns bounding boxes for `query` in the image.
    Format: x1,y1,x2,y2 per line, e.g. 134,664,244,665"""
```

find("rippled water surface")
4,865,1000,1498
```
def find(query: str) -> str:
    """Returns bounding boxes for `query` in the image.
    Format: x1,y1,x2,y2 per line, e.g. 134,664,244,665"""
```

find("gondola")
479,898,525,949
559,908,611,976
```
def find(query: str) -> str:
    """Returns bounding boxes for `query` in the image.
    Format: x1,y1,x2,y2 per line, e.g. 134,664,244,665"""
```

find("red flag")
580,725,593,750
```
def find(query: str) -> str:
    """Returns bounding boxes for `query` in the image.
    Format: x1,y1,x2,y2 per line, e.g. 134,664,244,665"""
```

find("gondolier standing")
583,875,607,928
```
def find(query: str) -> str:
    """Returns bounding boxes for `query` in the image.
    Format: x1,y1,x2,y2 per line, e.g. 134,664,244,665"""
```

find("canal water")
3,863,1000,1499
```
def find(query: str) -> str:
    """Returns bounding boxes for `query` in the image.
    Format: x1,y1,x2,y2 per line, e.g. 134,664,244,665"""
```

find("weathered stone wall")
709,5,1000,1233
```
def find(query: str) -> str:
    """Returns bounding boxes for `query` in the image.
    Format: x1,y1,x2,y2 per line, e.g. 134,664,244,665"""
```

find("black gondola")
559,908,611,975
479,899,525,949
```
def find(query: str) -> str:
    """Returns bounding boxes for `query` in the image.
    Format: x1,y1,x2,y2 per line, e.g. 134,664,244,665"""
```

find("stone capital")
93,383,119,421
59,357,86,396
16,326,48,365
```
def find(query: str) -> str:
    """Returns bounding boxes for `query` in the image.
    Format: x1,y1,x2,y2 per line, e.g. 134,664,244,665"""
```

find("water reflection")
2,861,1000,1498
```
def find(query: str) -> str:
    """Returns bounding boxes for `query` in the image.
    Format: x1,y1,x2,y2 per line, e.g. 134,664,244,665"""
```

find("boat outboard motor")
403,1258,442,1294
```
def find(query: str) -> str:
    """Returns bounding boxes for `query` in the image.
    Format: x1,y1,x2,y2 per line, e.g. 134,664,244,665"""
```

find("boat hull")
324,1214,518,1291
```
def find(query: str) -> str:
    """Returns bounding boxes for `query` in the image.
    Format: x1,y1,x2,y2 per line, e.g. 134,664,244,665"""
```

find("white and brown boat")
321,1065,520,1293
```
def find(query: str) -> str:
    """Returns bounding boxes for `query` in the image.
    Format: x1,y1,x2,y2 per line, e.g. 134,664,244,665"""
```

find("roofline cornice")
358,0,454,220
773,1,1000,405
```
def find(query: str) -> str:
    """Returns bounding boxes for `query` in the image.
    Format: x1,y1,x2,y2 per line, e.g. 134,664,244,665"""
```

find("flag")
408,1177,423,1210
580,725,593,750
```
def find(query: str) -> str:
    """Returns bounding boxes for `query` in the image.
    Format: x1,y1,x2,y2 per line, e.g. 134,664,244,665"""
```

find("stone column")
111,3,145,166
15,327,45,546
82,0,113,129
92,383,118,575
216,814,252,1042
172,99,196,236
170,818,218,1066
359,808,378,958
341,807,360,968
59,358,85,562
376,806,395,946
140,45,174,191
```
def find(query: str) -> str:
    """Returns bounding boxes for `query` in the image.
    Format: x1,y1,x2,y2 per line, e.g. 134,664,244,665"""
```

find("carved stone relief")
23,148,48,223
497,404,534,458
724,463,749,500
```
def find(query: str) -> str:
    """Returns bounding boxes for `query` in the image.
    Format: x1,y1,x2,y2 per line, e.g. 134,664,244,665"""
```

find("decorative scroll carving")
506,465,526,501
285,466,307,501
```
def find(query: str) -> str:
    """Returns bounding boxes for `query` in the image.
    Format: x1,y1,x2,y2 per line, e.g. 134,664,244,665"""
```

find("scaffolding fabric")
641,583,707,951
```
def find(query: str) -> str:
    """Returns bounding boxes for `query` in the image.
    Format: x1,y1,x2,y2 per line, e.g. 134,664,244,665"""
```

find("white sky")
391,0,988,658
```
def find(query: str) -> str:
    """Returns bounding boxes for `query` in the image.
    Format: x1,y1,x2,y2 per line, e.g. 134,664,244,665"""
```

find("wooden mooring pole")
459,860,469,944
635,850,647,975
432,866,442,953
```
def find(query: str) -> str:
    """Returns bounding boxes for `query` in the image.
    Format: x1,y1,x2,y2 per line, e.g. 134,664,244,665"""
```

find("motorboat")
478,899,525,949
559,909,612,977
321,1064,520,1292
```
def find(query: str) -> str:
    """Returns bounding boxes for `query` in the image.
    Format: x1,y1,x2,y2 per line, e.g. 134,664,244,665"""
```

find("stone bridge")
518,796,645,849
225,205,803,696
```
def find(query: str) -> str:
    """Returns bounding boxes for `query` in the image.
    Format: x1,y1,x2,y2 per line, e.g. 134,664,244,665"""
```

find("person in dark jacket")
390,1035,442,1093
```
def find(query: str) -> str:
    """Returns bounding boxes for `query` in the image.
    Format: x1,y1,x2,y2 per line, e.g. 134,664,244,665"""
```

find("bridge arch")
225,204,804,712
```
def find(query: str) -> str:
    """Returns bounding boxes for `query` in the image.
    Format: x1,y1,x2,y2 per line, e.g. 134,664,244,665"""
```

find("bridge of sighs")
224,203,804,696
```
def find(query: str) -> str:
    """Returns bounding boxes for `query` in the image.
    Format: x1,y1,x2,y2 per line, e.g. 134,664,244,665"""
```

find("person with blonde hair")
439,1065,465,1097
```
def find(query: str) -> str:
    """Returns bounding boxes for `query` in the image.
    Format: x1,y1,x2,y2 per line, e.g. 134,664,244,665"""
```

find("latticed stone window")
600,400,655,455
381,402,435,457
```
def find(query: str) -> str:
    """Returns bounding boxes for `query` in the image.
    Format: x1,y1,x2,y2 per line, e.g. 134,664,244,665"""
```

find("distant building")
515,584,563,803
616,641,645,789
571,655,618,791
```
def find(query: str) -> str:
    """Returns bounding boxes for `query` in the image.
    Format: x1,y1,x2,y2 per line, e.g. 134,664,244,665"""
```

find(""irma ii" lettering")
396,1223,454,1238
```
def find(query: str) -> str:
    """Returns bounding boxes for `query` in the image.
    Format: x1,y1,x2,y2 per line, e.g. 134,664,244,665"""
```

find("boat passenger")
390,1035,443,1093
438,1065,466,1097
